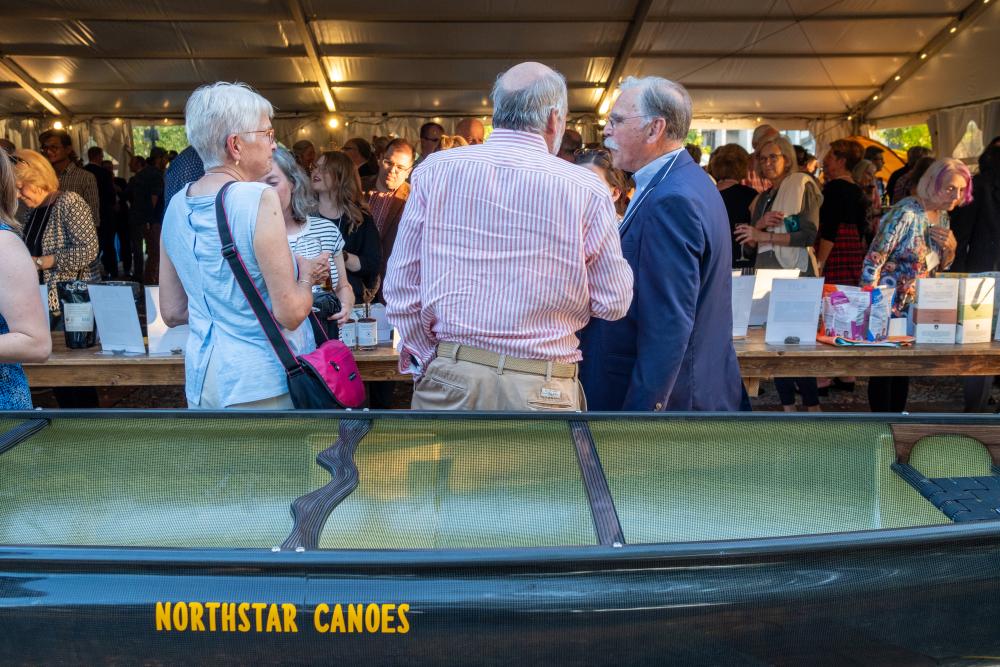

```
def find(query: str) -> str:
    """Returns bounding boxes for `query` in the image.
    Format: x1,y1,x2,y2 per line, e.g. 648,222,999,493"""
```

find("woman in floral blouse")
860,157,971,412
14,149,100,322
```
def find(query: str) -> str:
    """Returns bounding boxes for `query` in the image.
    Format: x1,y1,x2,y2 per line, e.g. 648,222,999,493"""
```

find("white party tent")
1,0,998,159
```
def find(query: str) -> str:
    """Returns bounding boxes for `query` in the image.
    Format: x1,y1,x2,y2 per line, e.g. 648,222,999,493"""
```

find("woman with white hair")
861,158,967,412
0,151,51,408
159,82,329,409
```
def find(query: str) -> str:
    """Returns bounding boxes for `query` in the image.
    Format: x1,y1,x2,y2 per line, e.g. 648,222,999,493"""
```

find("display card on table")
956,277,994,344
88,284,146,354
731,275,755,338
912,278,959,344
39,284,50,326
764,278,824,345
145,286,190,355
750,268,801,326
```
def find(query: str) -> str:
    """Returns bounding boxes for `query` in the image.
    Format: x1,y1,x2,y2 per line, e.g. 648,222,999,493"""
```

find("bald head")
491,61,567,137
455,118,485,145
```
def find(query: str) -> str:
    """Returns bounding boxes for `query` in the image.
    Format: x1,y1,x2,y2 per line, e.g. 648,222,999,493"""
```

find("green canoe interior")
0,417,992,549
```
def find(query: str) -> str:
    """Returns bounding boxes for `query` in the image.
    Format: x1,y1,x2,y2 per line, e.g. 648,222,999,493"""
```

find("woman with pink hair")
860,157,971,412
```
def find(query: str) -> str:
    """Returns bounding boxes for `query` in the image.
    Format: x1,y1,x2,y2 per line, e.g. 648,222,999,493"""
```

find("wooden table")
23,334,407,387
736,328,1000,395
25,330,1000,396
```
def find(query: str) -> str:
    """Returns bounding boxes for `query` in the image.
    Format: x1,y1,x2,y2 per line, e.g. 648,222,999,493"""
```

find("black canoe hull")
3,525,1000,665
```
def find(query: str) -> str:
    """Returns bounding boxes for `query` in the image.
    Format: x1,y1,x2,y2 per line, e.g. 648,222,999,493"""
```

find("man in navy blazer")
579,76,746,411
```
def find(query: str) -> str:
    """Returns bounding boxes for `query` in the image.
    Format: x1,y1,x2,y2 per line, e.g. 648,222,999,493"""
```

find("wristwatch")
34,257,43,269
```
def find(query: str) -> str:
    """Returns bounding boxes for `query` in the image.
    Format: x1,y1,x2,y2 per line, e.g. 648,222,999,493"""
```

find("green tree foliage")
131,124,189,158
872,124,931,151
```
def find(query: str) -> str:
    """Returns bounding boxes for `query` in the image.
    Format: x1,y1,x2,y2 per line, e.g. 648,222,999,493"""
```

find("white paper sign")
368,303,392,343
750,269,801,326
764,278,824,345
731,275,755,338
145,286,189,355
88,284,146,354
39,284,50,325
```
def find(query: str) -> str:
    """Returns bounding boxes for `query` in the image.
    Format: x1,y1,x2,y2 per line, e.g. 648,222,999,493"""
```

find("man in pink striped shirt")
384,61,633,411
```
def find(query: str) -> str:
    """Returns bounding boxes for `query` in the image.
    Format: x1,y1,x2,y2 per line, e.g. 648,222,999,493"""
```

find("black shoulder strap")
214,181,300,373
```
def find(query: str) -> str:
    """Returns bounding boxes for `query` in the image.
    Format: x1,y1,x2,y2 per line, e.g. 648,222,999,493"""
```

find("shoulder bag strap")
214,181,301,373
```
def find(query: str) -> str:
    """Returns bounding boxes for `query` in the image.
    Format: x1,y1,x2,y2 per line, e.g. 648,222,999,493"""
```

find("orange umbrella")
844,136,906,181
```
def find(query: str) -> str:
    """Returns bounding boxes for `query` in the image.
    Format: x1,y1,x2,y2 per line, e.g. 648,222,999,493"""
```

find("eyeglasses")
606,113,651,130
5,152,24,165
239,127,276,143
943,184,967,198
40,143,63,153
380,158,412,173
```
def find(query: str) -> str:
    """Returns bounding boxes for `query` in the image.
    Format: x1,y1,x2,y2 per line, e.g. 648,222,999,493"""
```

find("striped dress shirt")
384,129,633,373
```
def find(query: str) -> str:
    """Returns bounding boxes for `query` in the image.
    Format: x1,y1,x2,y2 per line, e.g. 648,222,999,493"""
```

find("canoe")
2,410,1000,664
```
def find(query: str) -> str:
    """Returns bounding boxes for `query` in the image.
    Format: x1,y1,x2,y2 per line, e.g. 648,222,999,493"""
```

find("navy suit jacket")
579,150,745,411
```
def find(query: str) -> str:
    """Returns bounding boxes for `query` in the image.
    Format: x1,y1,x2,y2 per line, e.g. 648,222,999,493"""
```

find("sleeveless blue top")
0,223,32,410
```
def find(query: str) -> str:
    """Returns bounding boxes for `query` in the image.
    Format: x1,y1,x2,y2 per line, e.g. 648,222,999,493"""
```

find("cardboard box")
956,277,995,343
912,278,959,344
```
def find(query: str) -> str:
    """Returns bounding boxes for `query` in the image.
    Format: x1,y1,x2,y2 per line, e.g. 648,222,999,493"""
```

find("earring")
235,159,240,167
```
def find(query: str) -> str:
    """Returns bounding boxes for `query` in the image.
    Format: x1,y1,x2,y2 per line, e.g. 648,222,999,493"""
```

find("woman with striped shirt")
262,148,354,337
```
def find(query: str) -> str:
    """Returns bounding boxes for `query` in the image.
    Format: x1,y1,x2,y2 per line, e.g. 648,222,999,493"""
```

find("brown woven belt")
436,342,577,379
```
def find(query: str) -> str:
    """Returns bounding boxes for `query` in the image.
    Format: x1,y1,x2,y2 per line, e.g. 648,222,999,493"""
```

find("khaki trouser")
412,356,586,411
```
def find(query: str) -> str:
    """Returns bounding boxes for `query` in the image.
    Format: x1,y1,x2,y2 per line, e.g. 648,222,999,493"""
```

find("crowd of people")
712,126,999,413
1,60,999,413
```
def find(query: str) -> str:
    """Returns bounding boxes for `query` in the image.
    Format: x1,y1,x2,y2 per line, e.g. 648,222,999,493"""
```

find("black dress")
719,183,758,269
336,212,382,302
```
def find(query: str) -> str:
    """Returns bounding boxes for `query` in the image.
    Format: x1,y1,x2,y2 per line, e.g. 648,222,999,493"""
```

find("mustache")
603,138,619,151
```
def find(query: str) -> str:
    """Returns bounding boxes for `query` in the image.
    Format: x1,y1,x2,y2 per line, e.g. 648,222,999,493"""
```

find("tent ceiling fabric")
0,0,996,123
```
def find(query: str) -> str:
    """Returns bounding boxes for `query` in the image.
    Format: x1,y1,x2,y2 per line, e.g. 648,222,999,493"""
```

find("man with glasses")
385,62,632,411
364,138,415,409
579,76,746,412
366,138,414,302
38,129,100,227
414,121,444,170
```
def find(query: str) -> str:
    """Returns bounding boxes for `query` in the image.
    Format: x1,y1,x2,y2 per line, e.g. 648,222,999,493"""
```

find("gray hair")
758,134,798,177
271,147,316,223
490,66,568,134
185,82,274,170
619,76,692,142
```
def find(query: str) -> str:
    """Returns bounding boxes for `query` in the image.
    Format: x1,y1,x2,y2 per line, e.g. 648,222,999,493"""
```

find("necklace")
205,166,243,181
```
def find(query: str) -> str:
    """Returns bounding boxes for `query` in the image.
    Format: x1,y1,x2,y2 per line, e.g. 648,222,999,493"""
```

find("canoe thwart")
0,419,49,457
